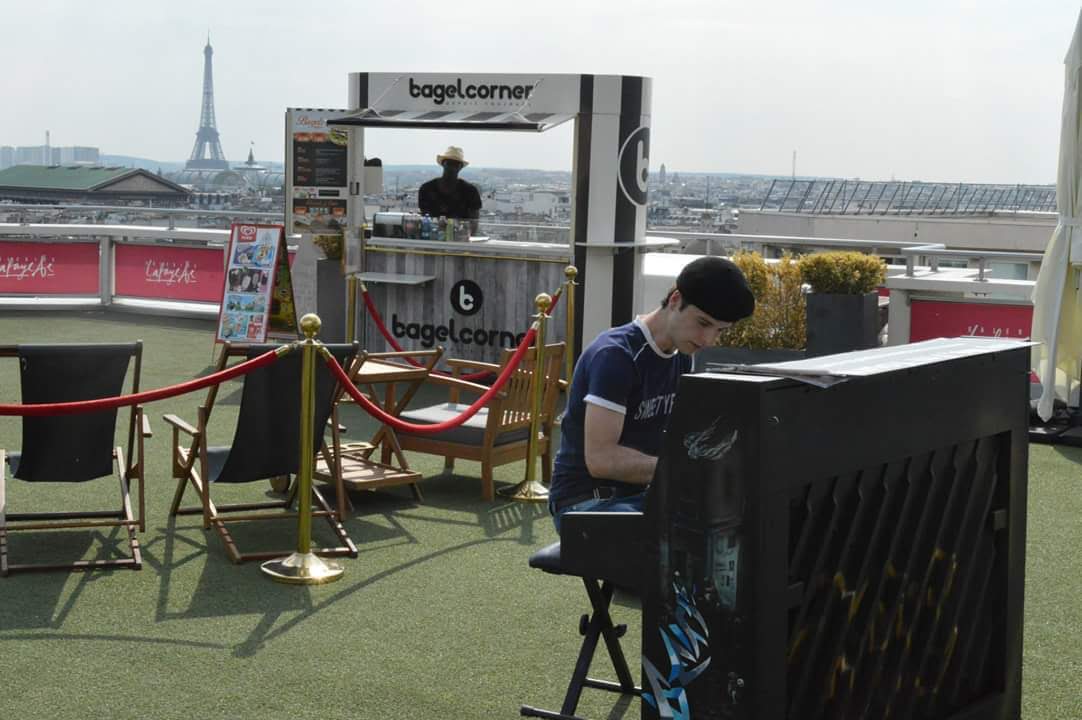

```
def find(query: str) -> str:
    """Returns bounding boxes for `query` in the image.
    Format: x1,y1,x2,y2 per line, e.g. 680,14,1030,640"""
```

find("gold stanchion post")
563,265,578,387
261,313,345,584
346,276,358,343
499,293,551,502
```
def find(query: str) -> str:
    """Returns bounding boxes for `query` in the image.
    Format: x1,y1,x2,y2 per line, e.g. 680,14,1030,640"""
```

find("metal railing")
0,202,282,230
900,245,1044,281
0,222,301,317
0,217,1047,285
758,179,1057,216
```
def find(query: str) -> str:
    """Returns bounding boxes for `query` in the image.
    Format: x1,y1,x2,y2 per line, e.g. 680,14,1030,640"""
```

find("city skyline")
1,1,1079,185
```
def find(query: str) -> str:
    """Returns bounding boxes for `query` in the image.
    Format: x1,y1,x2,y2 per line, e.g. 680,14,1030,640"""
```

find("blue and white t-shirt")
550,318,692,505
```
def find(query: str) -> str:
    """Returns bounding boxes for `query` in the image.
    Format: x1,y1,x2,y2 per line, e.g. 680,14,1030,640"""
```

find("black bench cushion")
528,541,564,575
397,402,529,446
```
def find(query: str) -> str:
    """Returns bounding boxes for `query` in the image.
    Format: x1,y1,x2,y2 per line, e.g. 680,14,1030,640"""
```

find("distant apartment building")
486,189,569,218
2,145,100,167
60,146,100,164
15,146,48,165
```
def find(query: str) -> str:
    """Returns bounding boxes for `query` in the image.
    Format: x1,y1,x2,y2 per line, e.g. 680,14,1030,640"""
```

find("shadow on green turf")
363,472,552,544
1,529,130,629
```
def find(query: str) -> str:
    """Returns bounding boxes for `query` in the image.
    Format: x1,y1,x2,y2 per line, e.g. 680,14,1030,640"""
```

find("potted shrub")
695,251,807,370
798,251,887,357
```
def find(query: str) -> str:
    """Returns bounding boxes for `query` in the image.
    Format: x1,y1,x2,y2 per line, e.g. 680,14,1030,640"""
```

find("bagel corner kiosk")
318,72,674,365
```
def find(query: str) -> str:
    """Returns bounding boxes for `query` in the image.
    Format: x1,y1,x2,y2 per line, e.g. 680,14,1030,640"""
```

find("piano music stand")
520,541,642,720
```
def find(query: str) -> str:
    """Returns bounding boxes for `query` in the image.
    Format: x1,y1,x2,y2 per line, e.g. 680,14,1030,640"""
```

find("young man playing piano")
549,256,755,532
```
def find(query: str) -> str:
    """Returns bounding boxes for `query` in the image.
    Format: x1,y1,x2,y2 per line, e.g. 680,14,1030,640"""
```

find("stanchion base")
498,480,550,503
261,552,344,585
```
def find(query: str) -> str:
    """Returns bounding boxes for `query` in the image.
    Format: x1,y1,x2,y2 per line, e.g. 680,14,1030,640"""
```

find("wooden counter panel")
361,250,568,364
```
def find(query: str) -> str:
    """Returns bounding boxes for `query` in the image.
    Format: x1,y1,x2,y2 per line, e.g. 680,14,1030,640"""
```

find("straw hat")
437,146,468,167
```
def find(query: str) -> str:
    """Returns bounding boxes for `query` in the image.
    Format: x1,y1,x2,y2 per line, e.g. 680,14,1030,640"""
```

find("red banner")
910,299,1032,342
114,244,225,303
0,241,100,295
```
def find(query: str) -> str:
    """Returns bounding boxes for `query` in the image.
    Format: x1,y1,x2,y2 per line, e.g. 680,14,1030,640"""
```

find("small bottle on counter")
446,218,455,242
420,215,431,240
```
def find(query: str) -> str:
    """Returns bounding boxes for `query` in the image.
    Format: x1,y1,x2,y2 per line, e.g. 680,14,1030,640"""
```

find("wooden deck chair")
396,343,565,501
315,347,443,515
0,342,150,576
164,342,359,564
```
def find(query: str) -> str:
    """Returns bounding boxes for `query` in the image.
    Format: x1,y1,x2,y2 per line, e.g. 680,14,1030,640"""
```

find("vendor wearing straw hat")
418,146,482,235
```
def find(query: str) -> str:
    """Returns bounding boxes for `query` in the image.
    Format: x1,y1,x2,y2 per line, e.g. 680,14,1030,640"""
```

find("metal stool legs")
520,578,642,720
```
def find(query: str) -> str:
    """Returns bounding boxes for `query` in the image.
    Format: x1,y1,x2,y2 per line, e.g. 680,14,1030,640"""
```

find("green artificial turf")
0,310,1078,719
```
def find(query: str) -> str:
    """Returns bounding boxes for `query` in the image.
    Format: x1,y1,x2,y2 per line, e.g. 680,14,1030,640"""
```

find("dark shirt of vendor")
417,145,482,234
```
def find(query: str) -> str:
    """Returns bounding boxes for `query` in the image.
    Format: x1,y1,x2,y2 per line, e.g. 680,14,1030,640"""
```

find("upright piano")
561,338,1030,720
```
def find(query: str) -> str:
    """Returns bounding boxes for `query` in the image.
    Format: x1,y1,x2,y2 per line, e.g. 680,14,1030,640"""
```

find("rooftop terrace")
0,310,1079,719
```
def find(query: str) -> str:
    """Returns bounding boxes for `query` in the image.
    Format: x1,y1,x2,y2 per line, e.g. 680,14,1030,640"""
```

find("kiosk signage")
216,223,299,343
0,241,99,295
114,244,224,303
285,108,350,238
335,72,654,354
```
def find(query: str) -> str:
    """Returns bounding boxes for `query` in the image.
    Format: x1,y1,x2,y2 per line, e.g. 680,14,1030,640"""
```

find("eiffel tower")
186,37,229,170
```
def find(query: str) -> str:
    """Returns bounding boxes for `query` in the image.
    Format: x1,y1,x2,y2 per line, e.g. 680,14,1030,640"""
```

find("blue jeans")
550,492,646,534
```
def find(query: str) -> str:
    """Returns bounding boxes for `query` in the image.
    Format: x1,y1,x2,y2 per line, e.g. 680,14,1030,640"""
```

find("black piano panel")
641,341,1029,720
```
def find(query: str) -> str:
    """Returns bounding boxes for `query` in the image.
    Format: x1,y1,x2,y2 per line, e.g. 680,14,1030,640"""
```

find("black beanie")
675,256,755,322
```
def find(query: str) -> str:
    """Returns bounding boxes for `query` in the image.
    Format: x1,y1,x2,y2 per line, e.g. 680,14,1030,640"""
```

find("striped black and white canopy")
327,108,575,132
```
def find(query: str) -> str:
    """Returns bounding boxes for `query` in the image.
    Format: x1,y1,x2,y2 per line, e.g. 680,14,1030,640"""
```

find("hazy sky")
1,1,1079,184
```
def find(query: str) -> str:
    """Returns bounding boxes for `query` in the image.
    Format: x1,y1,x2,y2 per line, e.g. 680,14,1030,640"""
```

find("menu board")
292,130,348,188
216,224,298,343
286,109,351,238
291,197,348,233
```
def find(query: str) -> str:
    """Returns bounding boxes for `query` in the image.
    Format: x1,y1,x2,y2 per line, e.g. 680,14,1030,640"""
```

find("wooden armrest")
558,378,569,391
423,374,501,397
365,349,441,361
445,358,500,373
162,413,197,437
141,412,154,438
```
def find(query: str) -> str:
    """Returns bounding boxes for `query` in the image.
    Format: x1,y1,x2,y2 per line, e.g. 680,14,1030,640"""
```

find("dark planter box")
693,345,806,372
805,291,878,357
315,257,346,342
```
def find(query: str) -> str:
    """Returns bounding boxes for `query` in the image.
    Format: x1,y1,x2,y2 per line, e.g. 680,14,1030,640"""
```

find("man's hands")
583,403,657,485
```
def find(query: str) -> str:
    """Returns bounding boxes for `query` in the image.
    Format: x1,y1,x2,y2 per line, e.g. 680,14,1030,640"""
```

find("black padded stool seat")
520,539,640,720
527,542,564,575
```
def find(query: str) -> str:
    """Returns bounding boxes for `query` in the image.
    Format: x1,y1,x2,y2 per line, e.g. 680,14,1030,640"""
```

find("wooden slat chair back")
0,342,150,576
396,342,566,501
164,342,359,564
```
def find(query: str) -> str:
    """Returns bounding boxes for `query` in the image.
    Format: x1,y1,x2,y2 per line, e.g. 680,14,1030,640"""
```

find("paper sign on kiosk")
216,223,299,343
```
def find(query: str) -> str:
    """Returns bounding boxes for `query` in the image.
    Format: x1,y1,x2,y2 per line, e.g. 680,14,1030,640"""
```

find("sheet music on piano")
703,336,1036,388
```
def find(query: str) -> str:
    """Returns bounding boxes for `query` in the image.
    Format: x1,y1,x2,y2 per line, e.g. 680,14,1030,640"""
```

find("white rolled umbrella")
1031,9,1082,421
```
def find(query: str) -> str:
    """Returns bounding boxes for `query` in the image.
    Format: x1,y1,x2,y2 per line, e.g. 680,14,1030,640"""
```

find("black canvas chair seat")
165,342,359,564
1,342,149,576
202,447,230,484
520,539,641,720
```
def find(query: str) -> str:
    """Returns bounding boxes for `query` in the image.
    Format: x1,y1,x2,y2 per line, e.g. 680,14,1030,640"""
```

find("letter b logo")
618,126,650,206
450,279,483,316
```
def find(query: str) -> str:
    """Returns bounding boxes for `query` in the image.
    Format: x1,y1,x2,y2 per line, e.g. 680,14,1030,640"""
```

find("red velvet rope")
0,348,282,416
361,285,560,382
326,327,538,434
